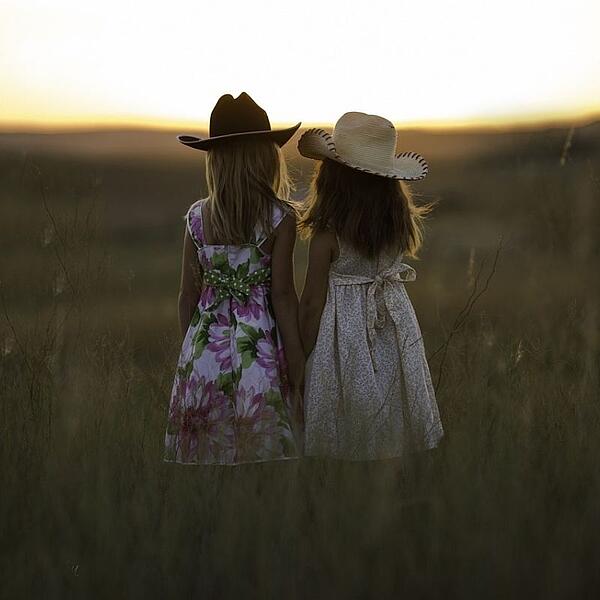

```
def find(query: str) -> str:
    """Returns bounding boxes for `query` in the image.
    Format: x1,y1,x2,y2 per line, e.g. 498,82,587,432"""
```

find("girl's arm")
178,226,203,338
271,214,305,392
299,231,336,357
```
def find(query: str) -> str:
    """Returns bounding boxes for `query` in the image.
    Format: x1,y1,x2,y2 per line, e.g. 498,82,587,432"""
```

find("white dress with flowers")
304,239,444,460
164,199,300,465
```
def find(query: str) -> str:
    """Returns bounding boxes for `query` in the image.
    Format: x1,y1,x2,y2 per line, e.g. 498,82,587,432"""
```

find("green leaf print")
190,307,201,327
236,336,254,355
236,260,250,279
240,350,254,370
265,389,285,418
211,252,232,274
192,334,205,358
177,361,193,380
237,325,265,369
192,313,216,358
249,246,262,264
232,365,242,386
239,323,263,343
216,371,234,396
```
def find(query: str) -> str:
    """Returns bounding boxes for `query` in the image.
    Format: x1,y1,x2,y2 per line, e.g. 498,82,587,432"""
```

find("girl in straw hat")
164,93,304,465
298,112,443,460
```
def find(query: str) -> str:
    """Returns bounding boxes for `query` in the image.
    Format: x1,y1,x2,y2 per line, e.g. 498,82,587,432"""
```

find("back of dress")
304,239,444,460
330,238,400,278
164,199,301,466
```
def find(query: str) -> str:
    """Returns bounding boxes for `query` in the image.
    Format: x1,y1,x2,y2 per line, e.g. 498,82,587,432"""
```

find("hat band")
210,121,271,137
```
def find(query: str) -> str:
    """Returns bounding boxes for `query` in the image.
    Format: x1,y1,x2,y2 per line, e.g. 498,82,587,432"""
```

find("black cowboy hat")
177,92,301,151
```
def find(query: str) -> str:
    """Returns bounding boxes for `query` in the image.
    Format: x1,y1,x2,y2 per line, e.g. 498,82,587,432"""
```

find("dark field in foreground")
1,122,599,598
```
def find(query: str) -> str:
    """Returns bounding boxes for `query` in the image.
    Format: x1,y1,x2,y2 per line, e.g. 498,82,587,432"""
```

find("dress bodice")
331,238,412,280
186,198,287,273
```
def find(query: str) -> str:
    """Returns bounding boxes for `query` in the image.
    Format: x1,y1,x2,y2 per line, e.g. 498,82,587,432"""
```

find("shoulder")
185,198,207,246
271,198,296,227
309,230,338,260
272,211,297,242
269,200,300,240
185,197,207,219
311,229,337,247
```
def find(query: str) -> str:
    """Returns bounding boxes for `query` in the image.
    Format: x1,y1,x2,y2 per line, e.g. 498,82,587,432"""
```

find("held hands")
287,356,305,429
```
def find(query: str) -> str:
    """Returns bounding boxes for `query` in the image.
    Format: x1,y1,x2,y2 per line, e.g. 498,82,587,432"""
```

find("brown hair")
299,159,431,258
205,138,292,244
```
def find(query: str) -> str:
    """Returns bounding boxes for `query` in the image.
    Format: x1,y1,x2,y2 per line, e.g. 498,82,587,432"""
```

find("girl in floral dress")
164,93,304,465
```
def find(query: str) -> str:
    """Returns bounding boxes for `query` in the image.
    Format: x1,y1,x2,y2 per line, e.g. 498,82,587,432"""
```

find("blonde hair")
299,159,431,259
205,138,292,244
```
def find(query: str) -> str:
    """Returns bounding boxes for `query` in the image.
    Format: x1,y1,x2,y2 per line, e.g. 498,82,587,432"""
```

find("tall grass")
1,133,599,598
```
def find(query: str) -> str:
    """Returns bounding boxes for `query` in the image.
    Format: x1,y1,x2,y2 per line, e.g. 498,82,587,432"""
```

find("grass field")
1,122,599,598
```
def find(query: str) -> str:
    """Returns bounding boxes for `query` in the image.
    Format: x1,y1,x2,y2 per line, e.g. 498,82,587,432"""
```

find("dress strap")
255,201,289,248
186,199,206,248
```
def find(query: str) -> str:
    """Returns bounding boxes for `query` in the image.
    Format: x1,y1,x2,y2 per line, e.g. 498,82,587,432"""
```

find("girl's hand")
289,386,305,431
287,355,305,390
271,212,306,411
286,355,305,428
178,226,203,337
299,231,336,356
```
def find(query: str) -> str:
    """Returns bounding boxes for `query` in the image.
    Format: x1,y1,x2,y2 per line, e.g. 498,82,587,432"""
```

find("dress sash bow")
204,266,271,310
330,263,416,349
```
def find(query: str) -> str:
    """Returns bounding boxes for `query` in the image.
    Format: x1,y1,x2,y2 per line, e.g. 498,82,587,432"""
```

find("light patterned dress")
304,238,444,460
164,199,300,465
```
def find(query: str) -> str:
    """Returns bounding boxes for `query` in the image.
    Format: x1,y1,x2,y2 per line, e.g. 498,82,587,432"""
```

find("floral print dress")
164,199,300,465
303,239,444,461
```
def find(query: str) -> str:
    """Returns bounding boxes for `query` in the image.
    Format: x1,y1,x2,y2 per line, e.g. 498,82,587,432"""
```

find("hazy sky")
1,0,599,129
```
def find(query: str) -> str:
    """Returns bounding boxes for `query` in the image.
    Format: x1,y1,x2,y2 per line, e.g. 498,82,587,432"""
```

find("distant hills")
0,120,598,166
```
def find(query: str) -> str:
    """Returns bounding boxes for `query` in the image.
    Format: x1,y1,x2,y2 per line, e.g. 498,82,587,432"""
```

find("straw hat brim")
178,123,301,151
297,128,428,180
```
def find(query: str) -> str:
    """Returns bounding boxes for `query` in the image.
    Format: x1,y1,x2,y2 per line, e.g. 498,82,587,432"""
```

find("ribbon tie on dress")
330,263,416,350
204,266,271,310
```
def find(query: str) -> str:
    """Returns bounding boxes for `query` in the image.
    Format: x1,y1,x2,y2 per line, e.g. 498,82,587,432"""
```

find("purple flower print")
255,330,289,399
167,378,185,431
200,285,217,309
255,330,279,385
188,210,204,246
167,370,201,426
169,375,234,463
232,285,265,320
206,313,232,370
234,386,282,461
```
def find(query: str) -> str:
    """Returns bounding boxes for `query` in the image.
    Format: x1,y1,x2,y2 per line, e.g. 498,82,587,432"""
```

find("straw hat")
178,92,301,151
297,112,428,180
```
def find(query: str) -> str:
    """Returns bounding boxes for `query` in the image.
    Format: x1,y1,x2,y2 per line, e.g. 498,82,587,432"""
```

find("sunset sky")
1,0,599,130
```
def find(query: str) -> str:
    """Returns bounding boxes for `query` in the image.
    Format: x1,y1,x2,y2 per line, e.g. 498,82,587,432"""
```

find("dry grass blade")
429,237,503,392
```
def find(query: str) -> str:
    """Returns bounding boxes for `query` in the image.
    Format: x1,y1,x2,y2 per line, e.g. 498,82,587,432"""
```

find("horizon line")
1,109,599,135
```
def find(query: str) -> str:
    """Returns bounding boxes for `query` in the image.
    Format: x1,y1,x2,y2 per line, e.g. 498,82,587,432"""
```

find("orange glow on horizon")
2,106,599,134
